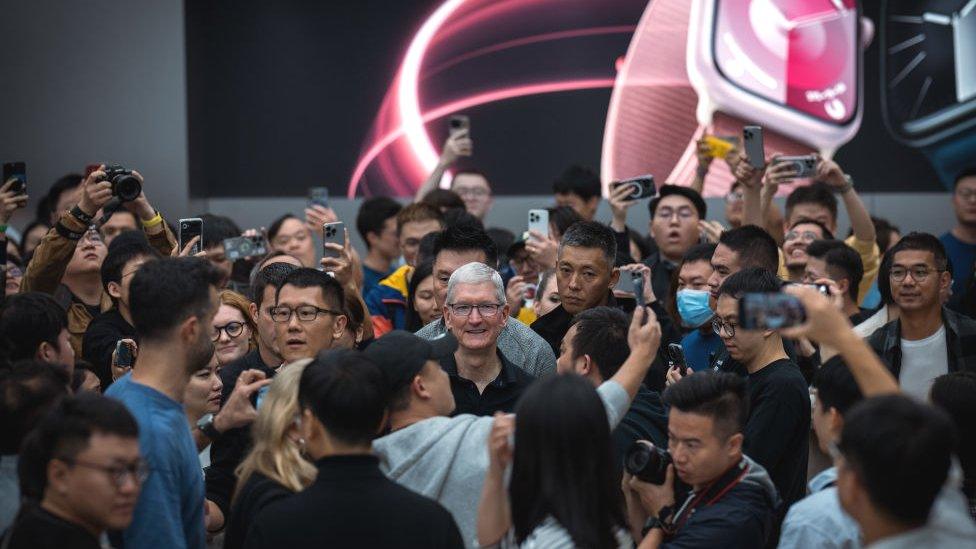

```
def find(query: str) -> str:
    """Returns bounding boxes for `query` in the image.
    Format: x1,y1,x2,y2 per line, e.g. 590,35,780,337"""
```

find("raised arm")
610,306,663,401
731,154,766,229
413,131,472,202
816,157,876,244
477,413,515,547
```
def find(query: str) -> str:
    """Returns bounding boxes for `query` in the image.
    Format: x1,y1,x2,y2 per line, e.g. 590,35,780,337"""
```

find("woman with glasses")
4,258,23,296
213,290,257,367
224,360,315,549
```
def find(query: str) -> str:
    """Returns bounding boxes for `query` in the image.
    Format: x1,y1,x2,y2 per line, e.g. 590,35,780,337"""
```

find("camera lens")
624,440,671,484
112,173,142,202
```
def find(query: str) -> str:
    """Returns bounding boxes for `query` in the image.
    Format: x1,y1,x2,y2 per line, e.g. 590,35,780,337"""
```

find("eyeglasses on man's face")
712,318,737,338
449,303,503,317
889,266,941,282
270,305,341,323
60,457,150,488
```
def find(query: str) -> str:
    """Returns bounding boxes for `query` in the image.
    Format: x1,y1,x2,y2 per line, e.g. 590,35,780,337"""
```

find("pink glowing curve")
423,25,637,80
346,78,616,197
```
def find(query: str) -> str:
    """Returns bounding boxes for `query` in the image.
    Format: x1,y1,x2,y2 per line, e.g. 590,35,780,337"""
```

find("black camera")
624,440,672,484
102,165,142,202
611,175,656,200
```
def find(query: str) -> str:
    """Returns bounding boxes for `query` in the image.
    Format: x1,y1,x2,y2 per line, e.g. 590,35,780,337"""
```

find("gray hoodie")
373,381,631,548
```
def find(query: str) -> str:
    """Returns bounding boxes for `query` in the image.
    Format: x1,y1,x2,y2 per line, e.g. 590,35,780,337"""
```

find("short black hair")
877,249,894,306
251,262,299,308
649,185,707,219
718,225,780,273
130,257,223,341
199,213,242,251
866,216,900,253
298,349,390,445
0,360,70,454
788,218,835,241
0,293,67,363
559,221,616,267
807,240,863,301
785,182,838,224
267,213,300,241
431,224,498,268
663,371,748,440
682,242,717,264
839,395,956,526
405,259,436,332
717,267,781,298
953,166,976,189
417,231,441,265
888,232,949,271
568,307,630,381
36,173,83,222
18,393,138,501
812,356,863,416
548,206,584,239
552,164,601,200
419,189,466,211
442,207,484,231
930,372,976,487
356,197,402,249
100,232,159,301
276,267,344,312
452,168,491,186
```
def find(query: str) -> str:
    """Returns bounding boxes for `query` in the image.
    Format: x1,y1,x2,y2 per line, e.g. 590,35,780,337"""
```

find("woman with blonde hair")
223,359,317,549
213,289,258,367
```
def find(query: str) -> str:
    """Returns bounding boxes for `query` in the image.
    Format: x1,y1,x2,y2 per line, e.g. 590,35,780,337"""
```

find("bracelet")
836,175,854,194
70,205,94,224
141,211,163,229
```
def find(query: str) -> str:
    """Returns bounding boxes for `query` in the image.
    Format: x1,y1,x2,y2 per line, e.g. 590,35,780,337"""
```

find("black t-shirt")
3,503,101,549
743,359,810,513
613,386,669,468
439,350,535,416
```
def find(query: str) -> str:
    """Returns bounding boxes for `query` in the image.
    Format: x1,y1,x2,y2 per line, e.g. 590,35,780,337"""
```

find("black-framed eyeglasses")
712,318,736,338
59,457,150,488
212,321,246,341
449,303,503,317
271,305,342,323
889,266,941,282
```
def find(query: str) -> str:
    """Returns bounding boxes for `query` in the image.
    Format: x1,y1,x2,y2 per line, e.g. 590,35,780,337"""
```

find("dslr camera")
222,235,268,261
102,165,142,202
625,440,672,484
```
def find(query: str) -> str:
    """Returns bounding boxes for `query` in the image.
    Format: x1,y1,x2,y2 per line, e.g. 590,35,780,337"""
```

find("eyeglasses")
889,266,941,282
956,188,976,202
712,318,736,337
60,457,150,488
270,305,342,323
725,191,744,204
784,230,820,242
212,321,246,341
4,265,22,278
655,207,696,221
454,187,489,198
449,303,503,317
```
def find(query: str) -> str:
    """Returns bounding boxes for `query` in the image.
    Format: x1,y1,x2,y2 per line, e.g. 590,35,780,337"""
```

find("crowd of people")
1,126,975,549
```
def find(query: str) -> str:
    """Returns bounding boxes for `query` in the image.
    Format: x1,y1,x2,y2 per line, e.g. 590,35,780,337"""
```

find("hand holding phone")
322,221,345,260
742,126,766,169
739,292,807,330
179,218,203,255
448,115,470,136
668,343,689,376
308,187,329,209
2,162,27,196
527,210,549,240
772,155,817,179
610,175,656,201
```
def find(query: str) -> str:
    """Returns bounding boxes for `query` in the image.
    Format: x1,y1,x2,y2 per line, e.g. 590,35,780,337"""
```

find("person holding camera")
622,371,779,548
20,165,176,356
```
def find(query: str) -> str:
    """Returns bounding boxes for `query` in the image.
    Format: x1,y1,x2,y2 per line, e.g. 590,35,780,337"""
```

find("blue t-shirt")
106,374,205,549
681,328,724,372
362,264,394,297
940,231,976,298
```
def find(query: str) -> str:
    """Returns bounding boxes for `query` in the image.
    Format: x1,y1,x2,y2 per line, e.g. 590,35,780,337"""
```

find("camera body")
102,164,142,202
625,440,672,484
222,236,268,261
611,175,656,200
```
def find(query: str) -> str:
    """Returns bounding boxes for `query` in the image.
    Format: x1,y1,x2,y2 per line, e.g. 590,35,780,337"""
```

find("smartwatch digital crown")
880,0,976,188
687,0,865,155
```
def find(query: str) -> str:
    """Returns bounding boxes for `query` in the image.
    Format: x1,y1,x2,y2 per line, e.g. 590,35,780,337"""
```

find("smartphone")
742,126,765,169
322,221,345,259
115,340,134,369
632,271,646,308
2,162,26,196
703,135,737,159
255,385,270,409
774,155,818,179
610,174,656,201
527,209,549,240
739,293,807,330
223,236,268,261
179,218,203,255
448,114,470,135
308,187,329,209
668,343,688,376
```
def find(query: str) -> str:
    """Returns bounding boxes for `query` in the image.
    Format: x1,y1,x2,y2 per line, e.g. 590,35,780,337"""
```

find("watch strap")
199,416,223,441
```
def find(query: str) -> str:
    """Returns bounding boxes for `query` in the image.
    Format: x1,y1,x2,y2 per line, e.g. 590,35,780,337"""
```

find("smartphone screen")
115,340,133,368
179,218,203,255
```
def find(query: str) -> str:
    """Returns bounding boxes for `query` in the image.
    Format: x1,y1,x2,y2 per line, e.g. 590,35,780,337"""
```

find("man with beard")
105,257,222,549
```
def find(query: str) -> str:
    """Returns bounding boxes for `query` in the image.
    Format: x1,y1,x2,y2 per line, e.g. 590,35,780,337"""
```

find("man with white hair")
438,262,535,416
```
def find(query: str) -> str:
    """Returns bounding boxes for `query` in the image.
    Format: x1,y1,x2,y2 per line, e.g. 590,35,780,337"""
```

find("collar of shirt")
808,466,837,493
440,348,519,388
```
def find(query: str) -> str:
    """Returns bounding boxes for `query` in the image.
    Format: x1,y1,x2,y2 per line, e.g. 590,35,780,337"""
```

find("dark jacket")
663,456,780,549
613,386,669,466
2,503,101,549
223,472,293,549
243,455,463,549
866,307,976,378
205,349,278,515
81,308,137,389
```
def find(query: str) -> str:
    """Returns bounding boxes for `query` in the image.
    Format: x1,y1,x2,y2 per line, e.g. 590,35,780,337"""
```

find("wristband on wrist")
70,205,95,224
141,211,163,229
836,175,854,194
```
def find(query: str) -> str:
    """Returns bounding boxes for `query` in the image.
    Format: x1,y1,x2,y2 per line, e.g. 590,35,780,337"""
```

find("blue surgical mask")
676,289,713,328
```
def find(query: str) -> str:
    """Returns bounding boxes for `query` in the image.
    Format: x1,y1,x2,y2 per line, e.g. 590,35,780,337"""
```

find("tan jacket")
21,209,177,357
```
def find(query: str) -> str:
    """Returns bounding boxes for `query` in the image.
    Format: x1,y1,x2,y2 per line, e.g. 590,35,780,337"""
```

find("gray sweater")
373,381,631,548
415,318,556,378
